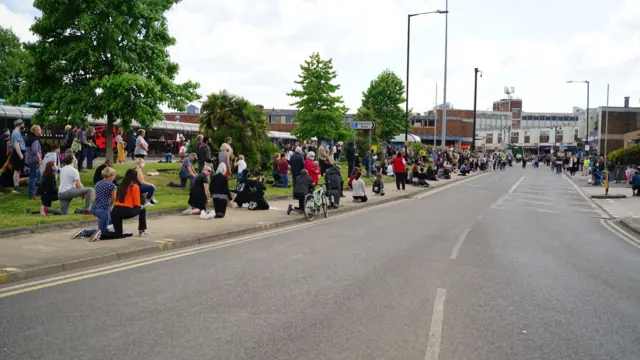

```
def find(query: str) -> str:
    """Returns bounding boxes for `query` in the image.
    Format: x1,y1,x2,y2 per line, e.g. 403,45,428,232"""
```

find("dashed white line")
424,288,447,360
449,229,470,260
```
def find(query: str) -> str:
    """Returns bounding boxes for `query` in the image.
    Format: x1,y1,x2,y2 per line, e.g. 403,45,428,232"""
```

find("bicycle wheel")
321,195,329,218
303,193,315,221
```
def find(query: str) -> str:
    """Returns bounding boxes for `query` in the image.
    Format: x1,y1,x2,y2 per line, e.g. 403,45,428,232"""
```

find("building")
594,97,640,156
163,112,200,124
186,104,199,114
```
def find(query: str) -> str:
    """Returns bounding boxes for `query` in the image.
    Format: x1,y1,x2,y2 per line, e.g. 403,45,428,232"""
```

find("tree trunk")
105,112,115,162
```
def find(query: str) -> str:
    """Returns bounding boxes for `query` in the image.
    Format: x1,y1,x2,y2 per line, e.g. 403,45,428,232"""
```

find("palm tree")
199,90,270,168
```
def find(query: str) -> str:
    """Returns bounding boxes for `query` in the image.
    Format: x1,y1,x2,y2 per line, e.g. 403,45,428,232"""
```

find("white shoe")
204,212,216,220
139,230,151,237
144,201,153,207
107,224,115,232
200,210,208,219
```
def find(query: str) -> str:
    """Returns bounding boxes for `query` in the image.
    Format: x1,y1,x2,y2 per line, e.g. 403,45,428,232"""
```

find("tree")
25,0,200,160
0,26,28,102
362,69,406,143
288,52,352,141
352,106,379,156
199,90,273,171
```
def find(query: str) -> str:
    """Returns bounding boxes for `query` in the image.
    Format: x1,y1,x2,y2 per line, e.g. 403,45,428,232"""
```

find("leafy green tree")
199,90,273,171
362,69,406,143
25,0,200,160
288,52,352,141
0,26,28,102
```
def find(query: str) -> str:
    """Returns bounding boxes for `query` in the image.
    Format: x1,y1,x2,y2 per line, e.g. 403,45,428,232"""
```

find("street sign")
351,121,375,130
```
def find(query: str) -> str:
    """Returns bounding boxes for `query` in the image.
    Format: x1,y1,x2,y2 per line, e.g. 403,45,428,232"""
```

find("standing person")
198,136,214,175
289,146,305,192
275,152,290,188
317,142,328,175
189,165,212,217
304,151,320,186
522,156,527,169
134,129,148,159
64,125,75,152
24,125,43,200
116,128,127,163
128,132,136,161
85,126,96,169
346,142,356,178
234,154,247,182
58,153,94,214
393,151,407,190
219,137,233,178
10,119,26,194
110,169,150,237
91,166,117,240
76,126,88,171
210,163,232,218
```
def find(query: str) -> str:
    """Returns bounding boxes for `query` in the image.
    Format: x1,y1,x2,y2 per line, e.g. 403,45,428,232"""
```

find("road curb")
618,218,640,237
0,173,483,284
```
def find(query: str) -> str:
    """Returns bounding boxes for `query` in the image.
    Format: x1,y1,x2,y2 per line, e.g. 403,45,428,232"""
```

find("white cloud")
2,0,640,112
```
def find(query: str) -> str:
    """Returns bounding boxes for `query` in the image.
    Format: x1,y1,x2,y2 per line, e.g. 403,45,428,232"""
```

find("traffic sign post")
351,122,376,177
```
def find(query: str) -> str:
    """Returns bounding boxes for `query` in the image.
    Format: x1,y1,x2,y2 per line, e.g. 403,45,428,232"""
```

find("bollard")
604,170,609,195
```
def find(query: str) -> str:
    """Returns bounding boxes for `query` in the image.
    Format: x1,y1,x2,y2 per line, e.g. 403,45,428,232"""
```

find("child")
372,173,385,196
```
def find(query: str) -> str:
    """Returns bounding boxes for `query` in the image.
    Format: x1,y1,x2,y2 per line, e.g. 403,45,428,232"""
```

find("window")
498,133,503,143
540,130,550,136
285,115,294,124
524,131,530,144
551,116,557,121
540,130,550,143
574,128,579,141
513,108,521,113
563,116,570,121
510,132,519,143
486,133,493,144
533,116,540,121
556,130,564,143
426,118,435,127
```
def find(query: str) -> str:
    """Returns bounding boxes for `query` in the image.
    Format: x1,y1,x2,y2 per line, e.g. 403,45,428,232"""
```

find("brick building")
164,112,200,124
596,99,640,156
493,98,522,128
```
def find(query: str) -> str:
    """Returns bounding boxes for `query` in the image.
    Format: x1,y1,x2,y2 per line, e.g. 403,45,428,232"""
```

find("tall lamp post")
566,80,590,153
405,9,448,150
471,67,482,152
441,0,449,151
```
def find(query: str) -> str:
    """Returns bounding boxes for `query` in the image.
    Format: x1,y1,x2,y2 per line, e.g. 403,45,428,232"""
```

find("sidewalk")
0,173,482,283
566,173,640,237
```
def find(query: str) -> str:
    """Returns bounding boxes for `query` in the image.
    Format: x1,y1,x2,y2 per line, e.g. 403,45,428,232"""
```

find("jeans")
180,171,195,188
164,153,173,163
139,184,155,200
59,187,93,214
92,208,111,233
77,145,87,171
275,173,289,188
27,162,41,198
86,145,94,169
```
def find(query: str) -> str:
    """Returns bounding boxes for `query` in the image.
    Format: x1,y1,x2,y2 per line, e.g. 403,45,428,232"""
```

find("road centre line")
413,172,489,200
489,176,525,209
424,288,447,360
0,173,484,298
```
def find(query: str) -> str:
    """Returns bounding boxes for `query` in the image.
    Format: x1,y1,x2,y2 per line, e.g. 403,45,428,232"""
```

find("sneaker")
199,210,208,219
40,205,48,216
89,230,101,242
12,187,22,194
204,212,216,220
71,229,84,239
181,208,193,215
144,201,153,207
139,230,151,237
287,204,293,215
149,198,158,205
107,224,115,232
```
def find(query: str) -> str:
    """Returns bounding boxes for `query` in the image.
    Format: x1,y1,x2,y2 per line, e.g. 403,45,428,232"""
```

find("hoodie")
24,131,42,165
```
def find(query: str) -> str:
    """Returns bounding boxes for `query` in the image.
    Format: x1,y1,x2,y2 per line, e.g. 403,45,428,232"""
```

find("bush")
608,146,640,165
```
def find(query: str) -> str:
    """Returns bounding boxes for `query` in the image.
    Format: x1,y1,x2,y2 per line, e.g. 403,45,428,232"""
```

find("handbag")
71,140,81,153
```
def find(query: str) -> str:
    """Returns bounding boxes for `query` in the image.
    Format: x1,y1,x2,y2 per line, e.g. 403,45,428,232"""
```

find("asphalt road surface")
2,166,639,360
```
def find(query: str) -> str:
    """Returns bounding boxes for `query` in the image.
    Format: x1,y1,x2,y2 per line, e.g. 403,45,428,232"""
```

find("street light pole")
472,68,481,152
604,83,609,157
404,9,447,152
441,0,449,151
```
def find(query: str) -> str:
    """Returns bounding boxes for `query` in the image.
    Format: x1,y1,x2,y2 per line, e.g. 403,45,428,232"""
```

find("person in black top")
288,169,312,215
324,165,342,208
189,166,212,215
209,163,232,218
38,162,63,215
93,159,119,186
288,146,305,191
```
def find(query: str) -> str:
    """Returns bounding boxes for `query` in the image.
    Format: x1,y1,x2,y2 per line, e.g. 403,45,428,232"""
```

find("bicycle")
303,183,330,221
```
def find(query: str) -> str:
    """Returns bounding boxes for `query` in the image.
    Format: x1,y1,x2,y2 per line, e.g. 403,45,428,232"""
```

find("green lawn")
0,161,389,230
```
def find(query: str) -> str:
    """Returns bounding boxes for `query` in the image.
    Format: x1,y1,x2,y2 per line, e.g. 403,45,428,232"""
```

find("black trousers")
394,172,406,189
213,198,227,217
111,205,147,235
294,192,306,210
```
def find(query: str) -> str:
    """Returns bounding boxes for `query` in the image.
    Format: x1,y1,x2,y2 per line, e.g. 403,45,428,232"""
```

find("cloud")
1,0,639,112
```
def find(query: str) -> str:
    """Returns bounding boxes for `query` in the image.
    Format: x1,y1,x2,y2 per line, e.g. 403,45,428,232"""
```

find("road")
1,166,639,360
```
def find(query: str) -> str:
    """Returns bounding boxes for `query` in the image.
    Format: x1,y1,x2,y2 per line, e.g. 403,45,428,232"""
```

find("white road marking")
561,173,607,217
489,176,525,209
449,229,470,260
413,172,490,200
508,176,525,194
600,219,640,249
424,288,447,360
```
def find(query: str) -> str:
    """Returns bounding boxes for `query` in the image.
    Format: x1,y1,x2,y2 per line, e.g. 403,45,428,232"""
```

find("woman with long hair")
38,161,63,215
109,168,150,237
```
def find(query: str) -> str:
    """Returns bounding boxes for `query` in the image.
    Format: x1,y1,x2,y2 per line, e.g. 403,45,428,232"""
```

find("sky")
1,0,639,114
